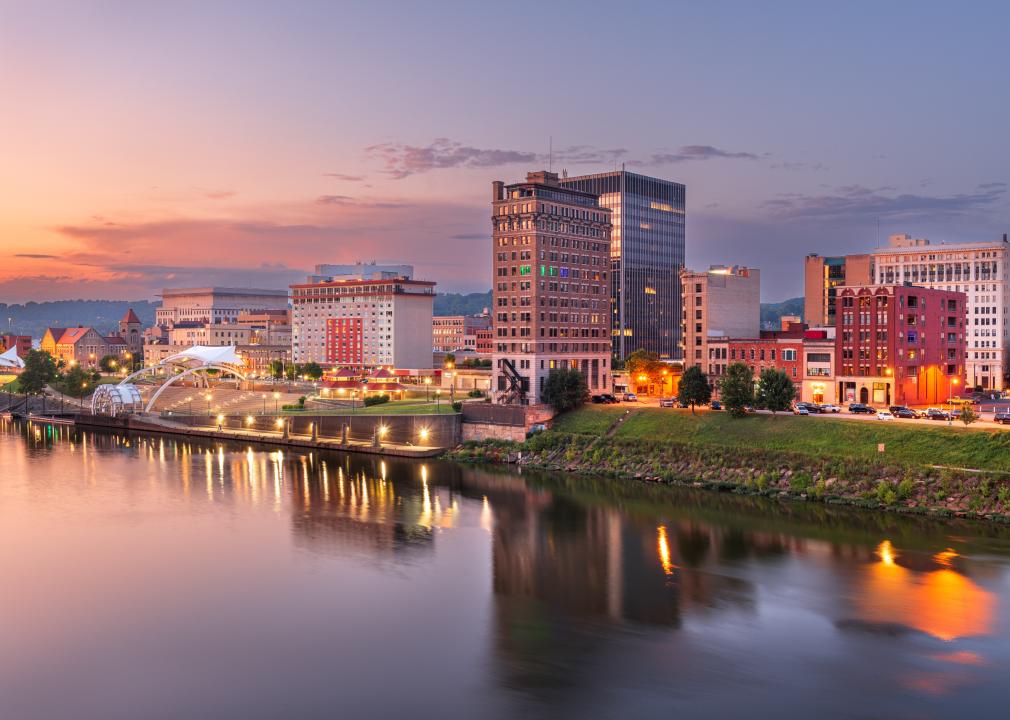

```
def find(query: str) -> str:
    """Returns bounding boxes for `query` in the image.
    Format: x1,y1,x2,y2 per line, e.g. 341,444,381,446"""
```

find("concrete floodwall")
176,412,461,448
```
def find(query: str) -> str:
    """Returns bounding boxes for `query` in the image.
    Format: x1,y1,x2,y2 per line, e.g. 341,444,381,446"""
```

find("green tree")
625,349,666,387
98,354,119,372
960,401,978,426
756,368,796,414
302,361,323,380
269,360,285,379
719,362,754,418
284,362,301,380
18,350,58,395
541,368,589,412
678,365,711,414
57,365,95,397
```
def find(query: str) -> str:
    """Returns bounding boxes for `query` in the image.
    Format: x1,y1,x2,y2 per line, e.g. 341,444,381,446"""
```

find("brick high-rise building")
835,284,966,406
491,171,613,404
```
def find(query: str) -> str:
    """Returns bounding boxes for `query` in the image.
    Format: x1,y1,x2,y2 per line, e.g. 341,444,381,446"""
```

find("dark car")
995,412,1010,425
848,403,875,414
925,408,949,421
591,395,606,404
710,400,723,411
888,406,918,419
600,393,620,404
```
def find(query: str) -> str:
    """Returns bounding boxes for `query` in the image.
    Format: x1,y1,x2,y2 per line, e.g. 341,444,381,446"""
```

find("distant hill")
434,291,492,316
0,300,158,338
760,297,804,329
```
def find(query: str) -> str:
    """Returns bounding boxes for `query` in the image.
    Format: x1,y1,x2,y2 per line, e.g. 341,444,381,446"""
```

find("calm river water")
3,419,1010,718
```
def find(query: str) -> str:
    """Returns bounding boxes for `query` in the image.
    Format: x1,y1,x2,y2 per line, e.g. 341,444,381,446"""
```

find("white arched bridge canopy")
0,346,24,370
108,345,247,414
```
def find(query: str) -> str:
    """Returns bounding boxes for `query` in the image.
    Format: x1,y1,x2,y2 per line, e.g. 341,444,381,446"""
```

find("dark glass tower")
560,170,686,359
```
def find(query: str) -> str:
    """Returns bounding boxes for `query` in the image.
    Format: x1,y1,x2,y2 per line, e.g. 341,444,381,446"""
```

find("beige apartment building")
680,265,760,373
871,233,1009,390
803,253,874,327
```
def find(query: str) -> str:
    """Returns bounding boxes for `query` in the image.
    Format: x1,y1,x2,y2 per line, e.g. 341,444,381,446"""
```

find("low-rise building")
0,335,31,358
40,326,128,368
432,312,492,353
800,328,836,404
156,287,289,326
835,284,966,406
708,322,804,392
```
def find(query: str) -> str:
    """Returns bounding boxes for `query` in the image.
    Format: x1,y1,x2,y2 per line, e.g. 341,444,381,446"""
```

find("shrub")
467,389,485,398
789,472,811,492
363,394,390,407
896,477,915,501
451,401,463,412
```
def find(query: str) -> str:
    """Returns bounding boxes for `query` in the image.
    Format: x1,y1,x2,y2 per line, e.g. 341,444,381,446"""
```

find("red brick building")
835,285,966,406
709,323,805,392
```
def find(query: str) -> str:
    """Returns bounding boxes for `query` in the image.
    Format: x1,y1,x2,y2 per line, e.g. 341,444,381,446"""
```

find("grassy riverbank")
451,406,1010,521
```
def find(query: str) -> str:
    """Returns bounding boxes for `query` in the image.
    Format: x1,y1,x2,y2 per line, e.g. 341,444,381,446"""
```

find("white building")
290,276,436,369
871,233,1009,390
156,287,289,326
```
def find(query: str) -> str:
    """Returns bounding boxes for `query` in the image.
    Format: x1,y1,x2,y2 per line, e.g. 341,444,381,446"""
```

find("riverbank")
448,406,1010,522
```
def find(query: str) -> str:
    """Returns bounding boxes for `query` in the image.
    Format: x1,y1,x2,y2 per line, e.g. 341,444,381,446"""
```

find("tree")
678,365,711,413
541,368,589,412
719,362,754,418
302,361,323,380
284,362,301,380
98,354,119,372
960,401,978,426
269,360,285,379
756,368,796,414
57,365,95,397
18,350,59,395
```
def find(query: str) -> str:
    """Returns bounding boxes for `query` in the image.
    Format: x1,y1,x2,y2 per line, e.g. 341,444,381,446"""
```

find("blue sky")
1,0,1008,301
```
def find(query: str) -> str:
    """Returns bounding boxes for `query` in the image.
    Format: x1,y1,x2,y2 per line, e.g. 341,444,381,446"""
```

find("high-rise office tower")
491,171,613,405
560,170,685,360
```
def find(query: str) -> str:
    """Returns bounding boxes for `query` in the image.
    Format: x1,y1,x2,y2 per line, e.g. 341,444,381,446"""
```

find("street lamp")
948,377,960,426
273,391,280,413
261,393,267,414
424,376,432,402
435,388,441,413
205,392,213,416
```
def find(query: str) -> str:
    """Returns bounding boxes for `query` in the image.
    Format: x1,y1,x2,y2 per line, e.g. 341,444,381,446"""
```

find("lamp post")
273,391,280,413
261,393,267,414
948,377,960,426
436,388,441,414
80,381,88,409
205,392,213,416
425,376,432,402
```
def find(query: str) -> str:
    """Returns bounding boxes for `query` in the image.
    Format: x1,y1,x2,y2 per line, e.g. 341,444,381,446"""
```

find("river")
2,418,1010,718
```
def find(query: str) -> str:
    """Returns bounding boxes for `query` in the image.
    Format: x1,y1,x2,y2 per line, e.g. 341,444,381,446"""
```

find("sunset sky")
2,0,1008,302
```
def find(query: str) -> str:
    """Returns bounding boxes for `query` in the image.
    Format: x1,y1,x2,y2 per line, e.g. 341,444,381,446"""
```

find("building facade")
491,171,613,404
801,328,837,404
803,253,874,328
156,287,289,326
681,265,760,372
835,284,966,406
290,276,435,369
870,233,1009,390
432,313,492,353
707,325,804,391
41,327,126,368
560,170,685,360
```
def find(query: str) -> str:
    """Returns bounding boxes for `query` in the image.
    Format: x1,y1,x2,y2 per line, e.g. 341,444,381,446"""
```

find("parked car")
994,412,1010,425
848,403,875,414
591,394,606,404
599,393,620,404
876,411,895,421
819,403,842,413
622,392,638,402
793,405,810,415
678,398,690,408
888,406,918,419
710,400,723,411
925,408,949,421
795,402,821,413
659,397,675,407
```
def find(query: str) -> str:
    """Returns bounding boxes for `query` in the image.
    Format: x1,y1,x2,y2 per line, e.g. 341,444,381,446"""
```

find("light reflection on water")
3,418,1010,719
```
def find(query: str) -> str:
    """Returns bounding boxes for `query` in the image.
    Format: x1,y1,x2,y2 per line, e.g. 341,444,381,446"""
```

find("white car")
793,405,810,415
876,411,895,421
820,404,842,413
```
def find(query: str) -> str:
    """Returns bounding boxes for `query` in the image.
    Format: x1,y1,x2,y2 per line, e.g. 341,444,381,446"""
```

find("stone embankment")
448,432,1010,523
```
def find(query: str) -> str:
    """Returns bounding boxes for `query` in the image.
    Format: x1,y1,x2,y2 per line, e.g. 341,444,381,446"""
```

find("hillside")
760,297,804,329
0,300,158,338
433,291,492,316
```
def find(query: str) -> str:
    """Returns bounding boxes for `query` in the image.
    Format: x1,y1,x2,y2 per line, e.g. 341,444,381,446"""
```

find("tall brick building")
835,284,966,406
491,171,613,404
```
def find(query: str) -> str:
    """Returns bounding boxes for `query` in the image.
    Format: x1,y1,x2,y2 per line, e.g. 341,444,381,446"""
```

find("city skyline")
3,1,1010,303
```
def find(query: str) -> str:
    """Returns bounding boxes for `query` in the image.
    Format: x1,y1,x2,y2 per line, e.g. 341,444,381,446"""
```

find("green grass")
552,406,1010,472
